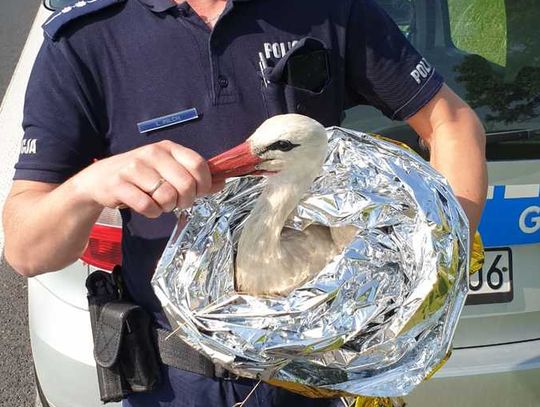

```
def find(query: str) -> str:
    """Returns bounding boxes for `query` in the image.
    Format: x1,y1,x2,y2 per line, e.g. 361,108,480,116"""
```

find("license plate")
466,248,514,305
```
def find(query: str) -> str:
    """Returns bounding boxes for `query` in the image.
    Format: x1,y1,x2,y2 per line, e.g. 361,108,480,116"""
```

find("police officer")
3,0,487,406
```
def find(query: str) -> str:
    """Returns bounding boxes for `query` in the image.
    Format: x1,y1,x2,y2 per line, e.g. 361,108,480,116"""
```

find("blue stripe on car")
479,184,540,247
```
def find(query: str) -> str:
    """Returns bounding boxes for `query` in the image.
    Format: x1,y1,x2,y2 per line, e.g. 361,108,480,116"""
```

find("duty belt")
155,327,238,380
86,269,238,403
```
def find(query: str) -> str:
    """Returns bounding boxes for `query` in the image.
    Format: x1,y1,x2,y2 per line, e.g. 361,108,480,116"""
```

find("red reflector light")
80,224,122,271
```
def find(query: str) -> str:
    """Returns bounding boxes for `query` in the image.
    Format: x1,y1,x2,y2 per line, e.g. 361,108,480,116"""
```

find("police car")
0,0,538,406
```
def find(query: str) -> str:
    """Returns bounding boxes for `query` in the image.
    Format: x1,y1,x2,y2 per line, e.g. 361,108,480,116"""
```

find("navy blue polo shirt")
14,0,443,405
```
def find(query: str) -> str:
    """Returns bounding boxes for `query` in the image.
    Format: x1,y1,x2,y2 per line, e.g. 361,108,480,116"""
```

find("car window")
448,0,540,160
345,0,540,160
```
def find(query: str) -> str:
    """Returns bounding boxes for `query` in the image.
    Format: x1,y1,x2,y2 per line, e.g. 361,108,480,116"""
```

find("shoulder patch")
43,0,127,40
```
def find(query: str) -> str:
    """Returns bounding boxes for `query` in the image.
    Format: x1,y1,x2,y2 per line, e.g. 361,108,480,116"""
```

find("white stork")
208,114,356,296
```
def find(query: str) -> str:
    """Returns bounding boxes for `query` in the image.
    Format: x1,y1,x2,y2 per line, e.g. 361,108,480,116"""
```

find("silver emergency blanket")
152,127,470,397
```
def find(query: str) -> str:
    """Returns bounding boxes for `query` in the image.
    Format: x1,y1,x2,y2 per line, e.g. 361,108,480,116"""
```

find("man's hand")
74,140,224,218
3,141,224,276
407,84,487,235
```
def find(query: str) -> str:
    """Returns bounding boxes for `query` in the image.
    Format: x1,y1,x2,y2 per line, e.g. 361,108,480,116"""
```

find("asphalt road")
1,1,43,406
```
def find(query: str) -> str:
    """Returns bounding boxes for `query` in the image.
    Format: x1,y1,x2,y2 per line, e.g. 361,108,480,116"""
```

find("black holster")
86,268,161,403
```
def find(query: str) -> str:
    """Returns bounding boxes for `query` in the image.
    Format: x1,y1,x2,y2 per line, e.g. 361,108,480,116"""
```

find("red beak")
208,141,263,181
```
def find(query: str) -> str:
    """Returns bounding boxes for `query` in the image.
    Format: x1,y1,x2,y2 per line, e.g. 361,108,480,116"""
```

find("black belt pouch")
86,268,161,403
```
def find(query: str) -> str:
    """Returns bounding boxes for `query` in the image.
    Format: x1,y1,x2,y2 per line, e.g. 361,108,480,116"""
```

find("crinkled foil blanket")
152,127,469,397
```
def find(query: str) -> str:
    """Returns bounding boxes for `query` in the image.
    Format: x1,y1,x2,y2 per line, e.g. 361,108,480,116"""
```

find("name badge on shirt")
137,108,199,134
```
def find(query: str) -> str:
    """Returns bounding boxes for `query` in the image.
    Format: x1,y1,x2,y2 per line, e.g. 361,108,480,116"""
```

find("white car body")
0,2,539,407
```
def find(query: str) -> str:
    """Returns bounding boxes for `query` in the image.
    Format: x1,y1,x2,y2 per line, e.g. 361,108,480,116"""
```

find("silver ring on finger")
148,178,166,196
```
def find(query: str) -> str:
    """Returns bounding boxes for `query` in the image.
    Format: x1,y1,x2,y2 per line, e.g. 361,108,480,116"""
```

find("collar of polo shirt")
137,0,251,13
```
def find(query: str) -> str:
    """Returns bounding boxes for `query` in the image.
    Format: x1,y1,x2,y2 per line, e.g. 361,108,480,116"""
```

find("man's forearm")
429,110,487,233
407,85,488,235
4,140,217,277
3,178,103,277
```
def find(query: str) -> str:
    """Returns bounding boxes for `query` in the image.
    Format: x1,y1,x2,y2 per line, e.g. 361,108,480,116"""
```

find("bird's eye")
267,140,299,152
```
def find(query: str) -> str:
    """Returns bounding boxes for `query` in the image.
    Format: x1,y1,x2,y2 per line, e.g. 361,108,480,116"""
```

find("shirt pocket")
282,78,341,127
259,37,342,127
260,77,341,127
